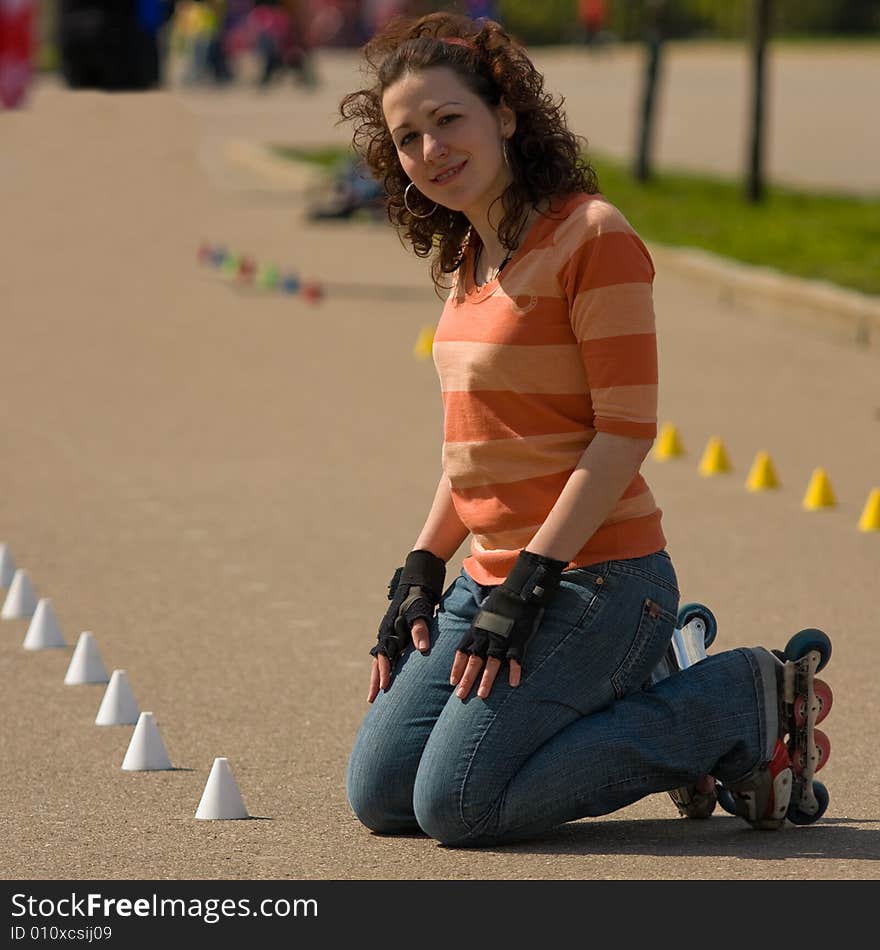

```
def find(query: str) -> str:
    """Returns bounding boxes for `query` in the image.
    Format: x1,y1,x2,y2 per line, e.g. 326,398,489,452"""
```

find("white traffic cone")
121,712,172,771
95,669,140,725
64,632,109,684
0,543,15,587
195,757,249,820
22,598,66,650
1,569,37,619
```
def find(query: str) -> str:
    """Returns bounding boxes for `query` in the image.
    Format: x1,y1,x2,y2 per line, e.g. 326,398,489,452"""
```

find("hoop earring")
404,182,438,219
502,137,512,169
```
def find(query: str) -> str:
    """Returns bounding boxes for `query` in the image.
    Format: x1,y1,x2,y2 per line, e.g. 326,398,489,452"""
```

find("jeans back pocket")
610,597,677,699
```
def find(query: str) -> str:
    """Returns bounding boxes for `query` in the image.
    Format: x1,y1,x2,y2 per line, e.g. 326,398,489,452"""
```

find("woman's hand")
368,550,445,703
449,549,567,701
449,651,522,701
368,618,431,703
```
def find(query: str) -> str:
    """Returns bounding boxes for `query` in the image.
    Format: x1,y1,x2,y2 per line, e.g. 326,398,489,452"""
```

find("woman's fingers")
477,657,503,698
451,654,522,699
449,649,469,687
378,653,391,691
367,654,392,704
369,619,431,704
367,658,380,704
455,654,486,700
411,618,430,652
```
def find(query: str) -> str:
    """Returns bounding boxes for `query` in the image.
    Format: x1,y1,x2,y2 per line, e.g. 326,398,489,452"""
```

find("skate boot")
718,628,833,829
668,775,718,819
650,603,720,818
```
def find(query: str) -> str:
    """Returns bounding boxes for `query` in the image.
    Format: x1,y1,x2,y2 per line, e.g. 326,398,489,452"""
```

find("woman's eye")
399,132,415,147
438,114,459,126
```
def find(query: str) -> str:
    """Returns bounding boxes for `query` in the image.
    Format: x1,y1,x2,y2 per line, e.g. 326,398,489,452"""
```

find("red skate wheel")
794,679,833,727
791,729,831,775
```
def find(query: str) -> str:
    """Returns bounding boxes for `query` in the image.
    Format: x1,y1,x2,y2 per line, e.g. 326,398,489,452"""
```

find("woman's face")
382,66,515,220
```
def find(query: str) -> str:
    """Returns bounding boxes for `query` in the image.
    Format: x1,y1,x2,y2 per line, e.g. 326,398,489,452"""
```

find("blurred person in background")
310,0,368,46
171,0,219,84
247,0,315,87
0,0,35,108
362,0,410,38
58,0,172,90
577,0,607,46
340,10,829,847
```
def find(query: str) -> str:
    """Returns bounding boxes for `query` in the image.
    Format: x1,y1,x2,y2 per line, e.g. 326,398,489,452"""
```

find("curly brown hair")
338,12,599,296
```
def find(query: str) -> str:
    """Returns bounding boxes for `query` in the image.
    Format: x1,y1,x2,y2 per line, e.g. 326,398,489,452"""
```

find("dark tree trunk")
746,0,772,203
634,2,665,183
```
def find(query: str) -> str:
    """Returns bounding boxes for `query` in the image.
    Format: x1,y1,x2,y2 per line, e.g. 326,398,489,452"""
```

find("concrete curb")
230,141,880,351
224,139,323,192
651,244,880,351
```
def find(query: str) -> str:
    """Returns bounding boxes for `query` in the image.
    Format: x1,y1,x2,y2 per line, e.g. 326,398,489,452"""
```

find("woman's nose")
423,134,448,162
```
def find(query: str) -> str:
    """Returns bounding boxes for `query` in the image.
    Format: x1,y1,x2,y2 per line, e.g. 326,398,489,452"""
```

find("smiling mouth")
431,161,466,184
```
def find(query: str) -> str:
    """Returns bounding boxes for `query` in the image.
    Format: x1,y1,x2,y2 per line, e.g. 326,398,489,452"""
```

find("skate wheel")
787,781,829,825
784,628,831,672
791,729,831,775
717,785,738,816
794,679,834,726
677,602,717,648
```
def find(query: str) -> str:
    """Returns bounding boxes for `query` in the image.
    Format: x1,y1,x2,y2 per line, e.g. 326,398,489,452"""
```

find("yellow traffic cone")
858,488,880,532
745,451,780,491
654,422,685,460
802,468,837,510
413,325,435,361
698,437,732,477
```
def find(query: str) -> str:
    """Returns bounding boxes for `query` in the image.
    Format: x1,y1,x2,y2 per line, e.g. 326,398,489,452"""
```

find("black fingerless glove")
455,550,568,666
370,549,446,666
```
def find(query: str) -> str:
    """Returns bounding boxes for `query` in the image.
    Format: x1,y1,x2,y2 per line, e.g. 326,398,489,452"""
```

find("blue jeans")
346,550,776,847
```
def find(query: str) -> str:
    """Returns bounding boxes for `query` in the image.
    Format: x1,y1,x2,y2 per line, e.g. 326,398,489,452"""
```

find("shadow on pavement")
438,817,880,861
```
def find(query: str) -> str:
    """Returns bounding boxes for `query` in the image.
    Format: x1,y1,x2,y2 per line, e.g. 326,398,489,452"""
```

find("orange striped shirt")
432,191,665,585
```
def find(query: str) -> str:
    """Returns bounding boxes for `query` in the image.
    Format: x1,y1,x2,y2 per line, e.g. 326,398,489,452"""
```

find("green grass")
591,155,880,296
272,144,880,296
270,145,348,171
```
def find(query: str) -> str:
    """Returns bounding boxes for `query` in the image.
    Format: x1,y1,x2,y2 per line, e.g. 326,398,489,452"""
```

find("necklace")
474,246,512,286
473,207,535,287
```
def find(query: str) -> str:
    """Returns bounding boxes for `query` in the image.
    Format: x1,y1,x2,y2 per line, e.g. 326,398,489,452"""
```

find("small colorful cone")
222,254,239,279
197,242,213,265
64,632,109,685
95,669,140,725
802,468,837,510
858,488,880,532
413,325,435,360
256,263,279,290
0,543,16,587
195,758,250,820
698,437,732,476
22,598,66,650
238,256,257,283
211,246,227,268
746,451,780,491
281,273,300,294
1,568,37,619
121,712,172,771
654,422,685,460
301,281,323,304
